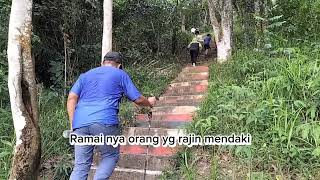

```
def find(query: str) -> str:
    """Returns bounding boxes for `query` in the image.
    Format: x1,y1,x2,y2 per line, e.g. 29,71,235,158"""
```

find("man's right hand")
134,95,157,108
148,96,157,107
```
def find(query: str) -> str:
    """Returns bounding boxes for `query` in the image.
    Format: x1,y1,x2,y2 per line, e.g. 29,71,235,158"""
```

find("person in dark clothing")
203,34,212,55
188,38,202,66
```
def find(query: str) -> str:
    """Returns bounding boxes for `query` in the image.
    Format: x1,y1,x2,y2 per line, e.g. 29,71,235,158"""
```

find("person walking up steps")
194,29,203,43
188,38,202,67
203,34,212,56
67,52,156,180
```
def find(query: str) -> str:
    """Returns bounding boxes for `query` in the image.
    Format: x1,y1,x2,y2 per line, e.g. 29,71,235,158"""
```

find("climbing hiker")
67,51,156,180
194,29,203,42
188,38,202,67
203,34,212,56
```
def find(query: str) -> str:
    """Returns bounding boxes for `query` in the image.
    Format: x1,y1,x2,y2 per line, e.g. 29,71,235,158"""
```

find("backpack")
189,42,199,51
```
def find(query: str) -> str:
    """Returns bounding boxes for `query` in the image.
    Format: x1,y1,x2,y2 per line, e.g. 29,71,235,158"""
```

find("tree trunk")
102,0,113,62
208,0,233,63
243,0,255,47
181,13,186,32
7,0,41,179
204,9,208,25
171,0,179,55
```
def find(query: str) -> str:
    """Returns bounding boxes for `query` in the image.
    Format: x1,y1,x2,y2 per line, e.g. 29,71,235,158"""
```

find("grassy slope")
197,47,320,178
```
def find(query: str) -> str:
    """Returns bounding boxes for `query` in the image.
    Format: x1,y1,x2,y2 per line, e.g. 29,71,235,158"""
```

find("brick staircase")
89,65,209,180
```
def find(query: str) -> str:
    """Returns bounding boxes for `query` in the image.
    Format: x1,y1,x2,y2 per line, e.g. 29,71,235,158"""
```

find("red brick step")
117,153,176,170
89,167,162,180
174,73,209,82
135,120,189,129
169,80,208,87
164,84,208,96
152,106,198,114
155,99,201,107
159,94,203,101
110,168,162,180
122,127,185,137
151,113,193,121
183,66,209,73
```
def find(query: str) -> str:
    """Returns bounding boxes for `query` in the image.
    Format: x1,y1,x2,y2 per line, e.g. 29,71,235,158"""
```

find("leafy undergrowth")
120,56,182,126
164,44,320,179
0,56,182,179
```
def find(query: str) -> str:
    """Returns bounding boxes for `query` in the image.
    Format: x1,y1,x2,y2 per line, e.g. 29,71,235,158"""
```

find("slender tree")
7,0,41,179
208,0,233,62
181,13,186,32
102,0,113,61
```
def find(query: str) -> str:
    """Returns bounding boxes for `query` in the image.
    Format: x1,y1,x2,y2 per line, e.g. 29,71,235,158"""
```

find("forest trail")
88,62,210,180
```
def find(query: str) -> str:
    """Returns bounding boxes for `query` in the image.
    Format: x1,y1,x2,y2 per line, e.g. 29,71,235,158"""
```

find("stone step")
164,84,208,96
173,73,209,82
121,144,147,155
123,127,184,135
123,127,150,137
134,114,190,129
110,168,162,180
135,114,150,121
167,84,208,91
155,99,201,107
180,71,209,76
89,167,162,180
121,145,177,156
135,119,189,129
152,113,193,121
122,127,186,139
152,106,198,114
159,94,204,101
182,66,209,73
169,80,208,87
118,154,146,169
91,146,147,167
178,72,209,79
92,147,176,171
118,153,175,170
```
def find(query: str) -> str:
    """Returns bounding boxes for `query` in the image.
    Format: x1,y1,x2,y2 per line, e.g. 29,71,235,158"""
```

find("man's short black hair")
103,52,123,64
207,34,211,36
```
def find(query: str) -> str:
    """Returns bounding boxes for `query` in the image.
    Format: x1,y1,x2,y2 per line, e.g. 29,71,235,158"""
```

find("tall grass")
189,44,320,178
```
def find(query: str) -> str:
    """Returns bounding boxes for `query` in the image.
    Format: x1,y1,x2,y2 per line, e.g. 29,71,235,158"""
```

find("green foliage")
0,0,10,107
48,58,65,88
0,108,14,180
39,91,70,162
190,44,320,177
32,0,193,88
0,0,10,50
274,0,320,40
0,51,8,106
118,56,182,126
160,149,197,180
126,57,182,96
0,3,12,178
